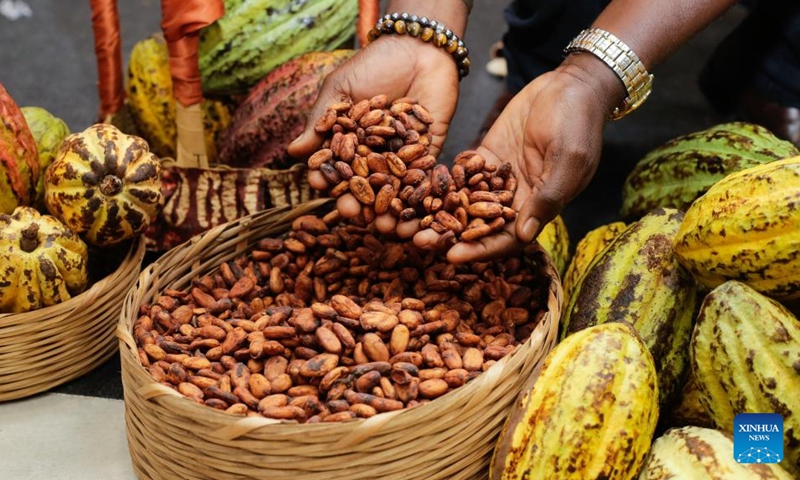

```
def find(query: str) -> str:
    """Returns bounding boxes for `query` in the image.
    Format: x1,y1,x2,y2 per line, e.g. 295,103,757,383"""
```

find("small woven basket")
117,199,562,480
0,238,145,402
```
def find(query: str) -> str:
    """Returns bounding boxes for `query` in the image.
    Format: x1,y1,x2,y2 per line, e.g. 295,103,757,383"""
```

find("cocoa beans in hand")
307,96,518,245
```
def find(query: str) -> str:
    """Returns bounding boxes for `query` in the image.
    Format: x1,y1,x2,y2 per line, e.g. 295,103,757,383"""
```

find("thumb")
515,171,570,244
288,71,350,159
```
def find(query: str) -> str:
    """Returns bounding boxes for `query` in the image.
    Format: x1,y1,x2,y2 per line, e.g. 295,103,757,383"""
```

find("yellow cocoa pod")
562,221,627,300
662,377,714,430
562,208,697,408
126,35,232,160
534,215,569,277
674,156,800,300
691,280,800,476
490,322,659,480
640,426,793,479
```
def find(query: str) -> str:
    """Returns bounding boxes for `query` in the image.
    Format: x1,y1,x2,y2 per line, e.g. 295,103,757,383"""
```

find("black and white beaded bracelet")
367,12,472,80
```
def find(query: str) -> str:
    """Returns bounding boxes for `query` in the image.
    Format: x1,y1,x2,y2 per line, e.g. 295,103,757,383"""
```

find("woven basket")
0,238,145,402
118,199,563,480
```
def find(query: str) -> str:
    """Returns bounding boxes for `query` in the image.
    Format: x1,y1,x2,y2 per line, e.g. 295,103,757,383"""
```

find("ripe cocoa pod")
640,426,793,479
490,322,658,480
691,280,800,476
562,208,696,408
673,156,800,301
621,122,799,220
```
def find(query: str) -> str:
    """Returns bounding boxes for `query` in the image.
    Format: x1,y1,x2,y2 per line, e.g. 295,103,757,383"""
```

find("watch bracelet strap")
564,28,654,120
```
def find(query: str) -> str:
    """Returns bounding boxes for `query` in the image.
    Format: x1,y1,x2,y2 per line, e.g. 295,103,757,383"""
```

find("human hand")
413,56,624,263
288,34,460,233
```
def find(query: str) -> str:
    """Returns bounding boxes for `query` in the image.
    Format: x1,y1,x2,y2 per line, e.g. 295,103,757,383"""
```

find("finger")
308,171,329,191
396,219,421,239
374,213,397,234
447,230,519,264
287,71,349,159
412,229,442,250
515,151,592,244
336,194,362,219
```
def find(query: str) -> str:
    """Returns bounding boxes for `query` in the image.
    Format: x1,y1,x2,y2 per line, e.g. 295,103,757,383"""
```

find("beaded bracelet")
367,13,472,80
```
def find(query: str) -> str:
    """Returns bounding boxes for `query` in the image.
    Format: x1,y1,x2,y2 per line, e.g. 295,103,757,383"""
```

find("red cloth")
160,0,225,106
90,0,124,118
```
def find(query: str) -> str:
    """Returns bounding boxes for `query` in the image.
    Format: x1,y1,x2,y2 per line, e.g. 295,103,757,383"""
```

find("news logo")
733,413,783,464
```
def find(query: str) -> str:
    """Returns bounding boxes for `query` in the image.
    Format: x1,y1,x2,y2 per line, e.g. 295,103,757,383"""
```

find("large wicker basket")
118,199,563,480
0,238,145,402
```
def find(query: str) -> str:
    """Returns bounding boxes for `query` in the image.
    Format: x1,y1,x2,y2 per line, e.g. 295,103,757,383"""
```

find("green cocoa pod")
199,0,358,95
640,426,794,479
20,106,70,209
692,280,800,477
0,82,38,214
562,208,697,408
621,122,799,220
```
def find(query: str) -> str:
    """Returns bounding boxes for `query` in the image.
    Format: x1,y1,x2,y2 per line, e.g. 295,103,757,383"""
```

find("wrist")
386,0,468,37
558,53,627,118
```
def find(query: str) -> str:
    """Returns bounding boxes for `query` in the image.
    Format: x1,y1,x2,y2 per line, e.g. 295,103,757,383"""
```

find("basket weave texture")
0,238,145,402
118,199,562,480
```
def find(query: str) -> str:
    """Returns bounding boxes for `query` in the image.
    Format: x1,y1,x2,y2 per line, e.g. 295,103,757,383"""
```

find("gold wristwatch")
564,28,654,120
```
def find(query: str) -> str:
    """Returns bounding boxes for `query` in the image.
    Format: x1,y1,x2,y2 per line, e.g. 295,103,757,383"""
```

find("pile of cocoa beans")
134,212,550,423
309,95,518,242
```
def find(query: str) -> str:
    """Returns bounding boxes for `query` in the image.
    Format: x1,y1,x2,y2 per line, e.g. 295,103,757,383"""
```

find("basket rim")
159,158,309,174
118,201,563,440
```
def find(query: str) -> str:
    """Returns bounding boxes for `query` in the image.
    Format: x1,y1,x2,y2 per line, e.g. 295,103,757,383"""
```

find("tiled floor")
0,0,747,478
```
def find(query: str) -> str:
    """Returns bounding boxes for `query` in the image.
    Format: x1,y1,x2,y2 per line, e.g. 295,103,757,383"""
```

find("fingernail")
522,218,540,242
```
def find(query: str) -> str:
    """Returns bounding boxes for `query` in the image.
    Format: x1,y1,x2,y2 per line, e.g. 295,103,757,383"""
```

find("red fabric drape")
90,0,124,119
357,0,380,47
160,0,225,106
